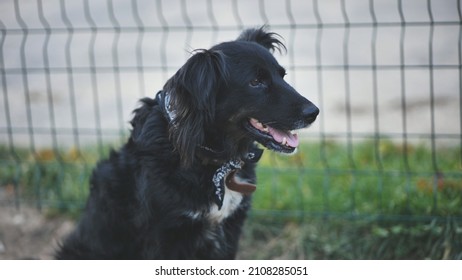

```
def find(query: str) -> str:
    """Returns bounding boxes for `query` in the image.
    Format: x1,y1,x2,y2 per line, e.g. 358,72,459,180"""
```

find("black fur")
56,27,319,259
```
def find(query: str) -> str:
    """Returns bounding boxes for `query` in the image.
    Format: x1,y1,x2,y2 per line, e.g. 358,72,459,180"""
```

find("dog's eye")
249,78,263,87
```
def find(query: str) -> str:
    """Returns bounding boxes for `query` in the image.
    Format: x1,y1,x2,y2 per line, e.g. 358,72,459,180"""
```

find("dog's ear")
237,26,286,53
164,49,227,167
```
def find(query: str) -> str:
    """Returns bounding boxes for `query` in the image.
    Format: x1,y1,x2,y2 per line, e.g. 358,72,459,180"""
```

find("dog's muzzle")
244,103,319,154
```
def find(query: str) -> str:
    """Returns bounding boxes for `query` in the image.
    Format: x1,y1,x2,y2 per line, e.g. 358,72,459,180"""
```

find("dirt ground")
0,205,74,260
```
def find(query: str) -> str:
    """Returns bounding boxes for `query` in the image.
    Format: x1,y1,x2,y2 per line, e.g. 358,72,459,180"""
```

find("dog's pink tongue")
268,127,299,148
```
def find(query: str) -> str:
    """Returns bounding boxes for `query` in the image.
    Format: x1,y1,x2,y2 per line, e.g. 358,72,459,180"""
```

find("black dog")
56,27,319,259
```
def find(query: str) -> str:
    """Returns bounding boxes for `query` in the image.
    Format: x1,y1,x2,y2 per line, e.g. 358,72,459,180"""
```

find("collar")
210,146,262,209
156,90,263,210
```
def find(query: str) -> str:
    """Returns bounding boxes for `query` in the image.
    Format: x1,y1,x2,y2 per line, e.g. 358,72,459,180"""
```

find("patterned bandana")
212,159,243,208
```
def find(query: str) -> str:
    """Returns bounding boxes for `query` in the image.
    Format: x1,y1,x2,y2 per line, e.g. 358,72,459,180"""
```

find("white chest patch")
207,186,244,224
182,174,251,224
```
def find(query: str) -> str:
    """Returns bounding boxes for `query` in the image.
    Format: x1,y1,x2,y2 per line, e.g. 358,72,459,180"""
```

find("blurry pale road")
0,0,460,148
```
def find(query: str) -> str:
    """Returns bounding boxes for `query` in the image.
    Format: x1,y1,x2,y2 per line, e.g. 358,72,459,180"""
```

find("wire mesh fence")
0,0,461,226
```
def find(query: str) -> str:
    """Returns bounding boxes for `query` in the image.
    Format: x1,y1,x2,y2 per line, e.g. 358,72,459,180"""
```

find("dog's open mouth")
244,118,299,153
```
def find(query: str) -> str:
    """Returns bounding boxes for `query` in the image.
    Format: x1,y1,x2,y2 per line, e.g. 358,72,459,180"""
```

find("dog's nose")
301,104,319,123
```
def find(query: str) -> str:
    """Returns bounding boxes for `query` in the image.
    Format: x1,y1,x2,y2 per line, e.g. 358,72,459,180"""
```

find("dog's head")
164,27,319,167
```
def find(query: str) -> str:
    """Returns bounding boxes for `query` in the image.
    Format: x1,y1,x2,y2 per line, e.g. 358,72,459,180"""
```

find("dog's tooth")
282,137,287,146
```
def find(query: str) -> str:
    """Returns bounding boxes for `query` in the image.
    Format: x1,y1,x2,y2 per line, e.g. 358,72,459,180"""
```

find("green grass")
253,140,462,218
0,144,112,218
1,140,461,217
1,140,461,258
238,216,462,259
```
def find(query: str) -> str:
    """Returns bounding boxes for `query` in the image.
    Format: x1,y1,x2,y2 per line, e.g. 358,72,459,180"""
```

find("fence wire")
0,0,461,222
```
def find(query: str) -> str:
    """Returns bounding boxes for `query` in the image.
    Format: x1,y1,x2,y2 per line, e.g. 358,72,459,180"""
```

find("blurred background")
0,0,461,259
